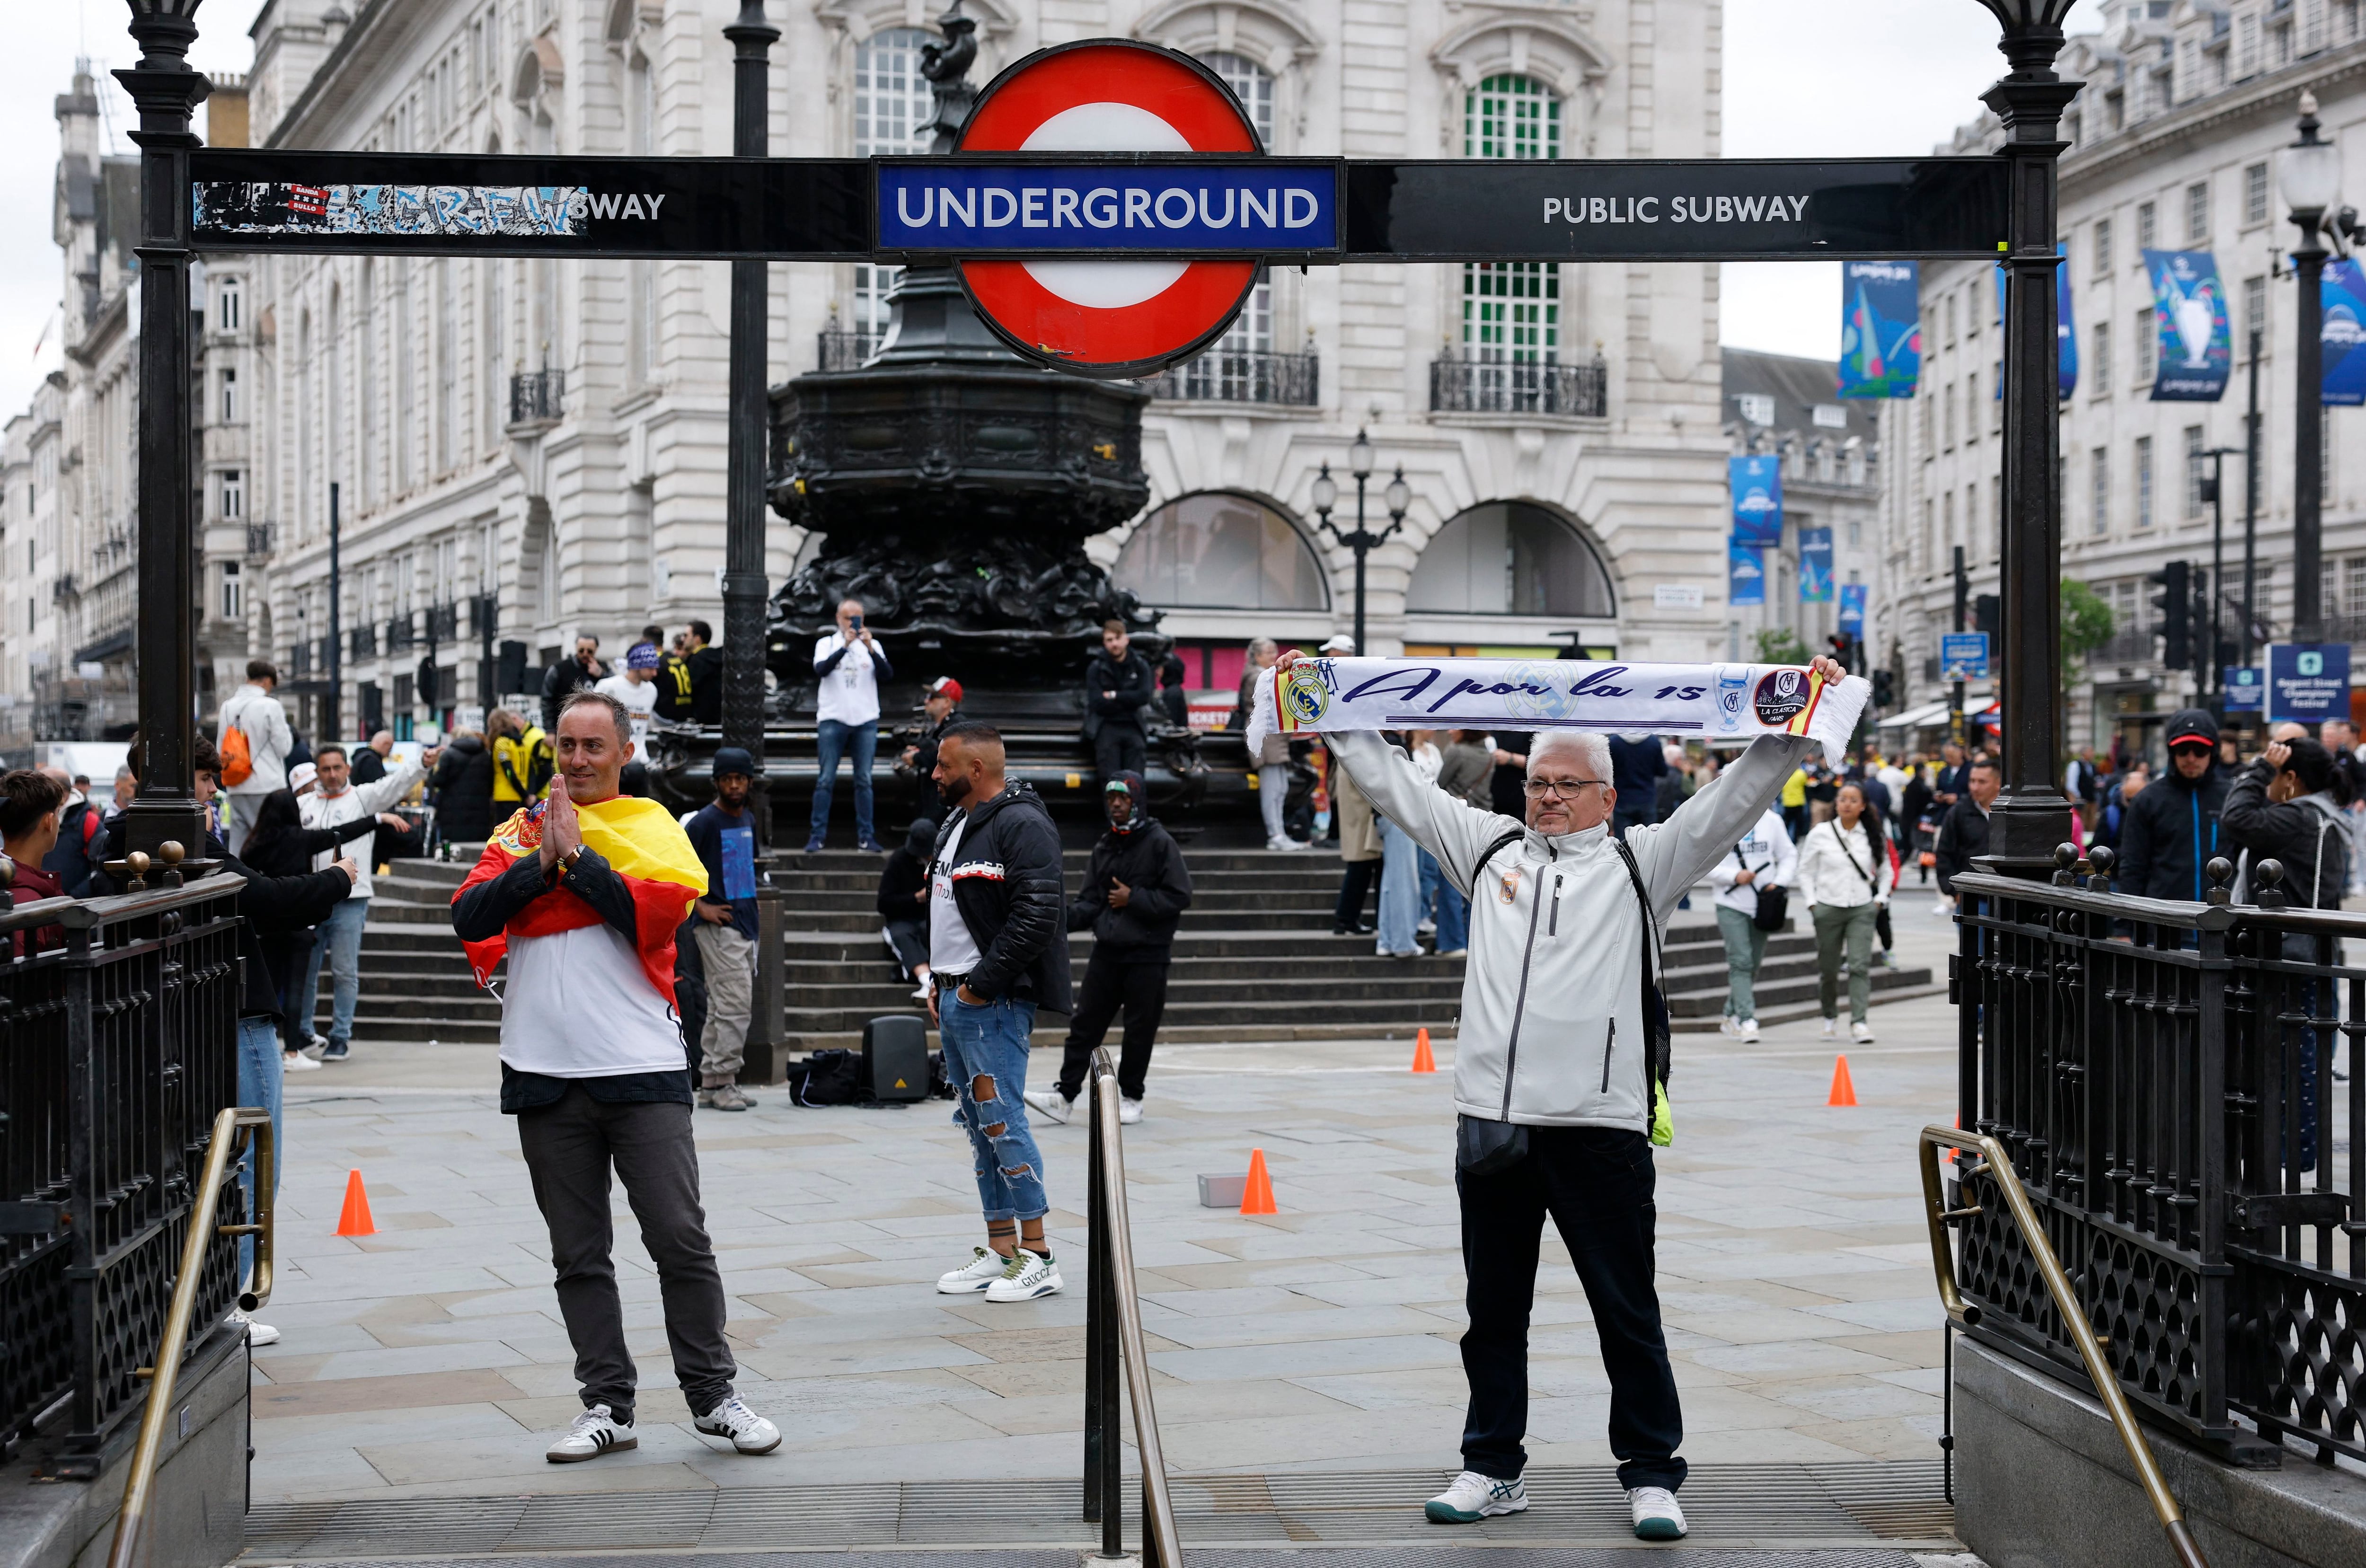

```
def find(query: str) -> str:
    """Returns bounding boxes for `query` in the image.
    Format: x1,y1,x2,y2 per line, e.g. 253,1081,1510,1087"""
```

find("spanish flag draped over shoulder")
452,794,708,1004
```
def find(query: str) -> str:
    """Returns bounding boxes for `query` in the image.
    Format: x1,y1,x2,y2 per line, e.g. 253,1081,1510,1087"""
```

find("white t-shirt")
498,922,687,1077
593,672,658,754
813,632,883,726
928,812,985,977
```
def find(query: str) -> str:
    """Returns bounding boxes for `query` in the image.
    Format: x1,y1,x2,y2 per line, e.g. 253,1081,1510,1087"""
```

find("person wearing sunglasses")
1280,646,1848,1543
2116,708,2230,902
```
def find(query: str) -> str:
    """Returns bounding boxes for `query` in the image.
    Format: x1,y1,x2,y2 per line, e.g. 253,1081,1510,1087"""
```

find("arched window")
1408,503,1614,617
1115,493,1330,611
851,29,935,345
1201,52,1276,356
1463,77,1560,365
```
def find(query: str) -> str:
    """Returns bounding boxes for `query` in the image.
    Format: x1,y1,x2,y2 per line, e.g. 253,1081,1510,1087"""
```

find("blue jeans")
1420,848,1469,952
235,1015,283,1284
1377,818,1421,955
811,719,878,845
300,896,369,1047
938,991,1049,1222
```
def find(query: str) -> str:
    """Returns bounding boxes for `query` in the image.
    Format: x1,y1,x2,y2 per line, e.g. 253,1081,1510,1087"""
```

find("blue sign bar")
875,161,1340,255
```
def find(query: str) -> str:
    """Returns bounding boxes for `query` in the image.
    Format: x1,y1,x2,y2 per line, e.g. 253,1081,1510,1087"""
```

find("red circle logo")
958,42,1262,378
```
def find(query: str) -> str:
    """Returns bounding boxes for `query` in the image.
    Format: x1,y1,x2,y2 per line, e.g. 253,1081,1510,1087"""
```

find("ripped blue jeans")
939,990,1049,1222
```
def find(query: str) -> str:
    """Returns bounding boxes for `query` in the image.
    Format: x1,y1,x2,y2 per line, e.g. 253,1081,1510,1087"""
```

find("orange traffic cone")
335,1170,377,1237
1239,1149,1278,1215
1827,1055,1859,1108
1411,1028,1437,1073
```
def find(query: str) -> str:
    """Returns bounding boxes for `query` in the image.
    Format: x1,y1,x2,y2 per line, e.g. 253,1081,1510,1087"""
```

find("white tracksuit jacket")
1331,730,1816,1132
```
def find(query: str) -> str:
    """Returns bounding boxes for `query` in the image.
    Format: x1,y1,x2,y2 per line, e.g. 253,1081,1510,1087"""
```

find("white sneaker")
1022,1087,1072,1125
984,1247,1063,1302
1628,1485,1687,1540
1740,1018,1761,1040
1719,1016,1743,1039
1820,1018,1838,1039
227,1308,279,1346
1279,837,1309,851
282,1052,322,1073
305,1034,330,1059
1851,1020,1876,1044
1417,919,1437,937
1932,899,1952,917
936,1246,1011,1294
1425,1470,1529,1524
693,1395,781,1454
1118,1097,1144,1125
547,1404,636,1463
1438,948,1468,959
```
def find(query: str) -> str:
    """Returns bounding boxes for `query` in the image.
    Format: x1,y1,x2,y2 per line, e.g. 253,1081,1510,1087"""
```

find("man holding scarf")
1272,650,1850,1542
451,691,779,1464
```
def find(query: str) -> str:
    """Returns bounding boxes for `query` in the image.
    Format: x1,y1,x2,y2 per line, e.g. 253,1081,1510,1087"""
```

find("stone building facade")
1719,347,1880,664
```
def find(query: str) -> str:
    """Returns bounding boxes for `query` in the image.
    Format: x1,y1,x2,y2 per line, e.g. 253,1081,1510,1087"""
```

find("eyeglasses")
1524,777,1608,800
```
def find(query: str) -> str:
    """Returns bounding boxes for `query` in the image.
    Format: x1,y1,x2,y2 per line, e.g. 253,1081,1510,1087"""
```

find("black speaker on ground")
864,1014,929,1102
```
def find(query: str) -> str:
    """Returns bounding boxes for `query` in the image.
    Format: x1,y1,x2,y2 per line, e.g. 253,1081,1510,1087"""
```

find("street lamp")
2278,90,2342,645
1311,432,1407,656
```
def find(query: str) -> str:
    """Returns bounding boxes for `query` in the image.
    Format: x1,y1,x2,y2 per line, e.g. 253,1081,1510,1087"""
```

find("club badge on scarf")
1247,658,1870,765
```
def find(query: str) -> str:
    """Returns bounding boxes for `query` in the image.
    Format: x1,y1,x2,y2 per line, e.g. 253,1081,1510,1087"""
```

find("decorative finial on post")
2086,844,2115,893
2254,859,2287,909
2053,843,2079,887
2206,856,2234,906
918,0,980,154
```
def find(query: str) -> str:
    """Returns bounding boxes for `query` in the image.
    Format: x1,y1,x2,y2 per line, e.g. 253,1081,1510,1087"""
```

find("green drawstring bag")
1651,1080,1674,1147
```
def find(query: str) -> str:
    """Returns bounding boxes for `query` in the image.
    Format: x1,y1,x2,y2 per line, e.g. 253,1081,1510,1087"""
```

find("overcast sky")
0,0,2099,419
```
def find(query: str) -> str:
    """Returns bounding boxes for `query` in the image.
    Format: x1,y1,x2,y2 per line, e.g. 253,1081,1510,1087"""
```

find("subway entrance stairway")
343,847,1939,1057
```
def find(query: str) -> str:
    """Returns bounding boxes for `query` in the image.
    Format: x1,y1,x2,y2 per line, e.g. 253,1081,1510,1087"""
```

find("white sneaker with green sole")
1425,1471,1527,1524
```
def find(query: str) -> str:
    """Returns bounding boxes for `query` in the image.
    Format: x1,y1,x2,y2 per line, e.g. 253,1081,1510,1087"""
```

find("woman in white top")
1796,781,1894,1042
1705,806,1795,1039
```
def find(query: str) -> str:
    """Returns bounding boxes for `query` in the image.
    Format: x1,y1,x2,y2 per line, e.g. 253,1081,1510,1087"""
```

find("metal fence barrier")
1949,848,2362,1470
0,873,248,1473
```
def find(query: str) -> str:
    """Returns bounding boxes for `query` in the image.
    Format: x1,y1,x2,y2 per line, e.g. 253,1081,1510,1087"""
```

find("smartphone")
850,614,864,632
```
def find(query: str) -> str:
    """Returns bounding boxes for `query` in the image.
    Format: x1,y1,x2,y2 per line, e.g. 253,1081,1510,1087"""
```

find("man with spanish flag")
451,691,780,1465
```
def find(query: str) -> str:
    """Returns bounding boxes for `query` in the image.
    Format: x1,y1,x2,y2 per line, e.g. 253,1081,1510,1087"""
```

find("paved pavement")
252,895,1971,1506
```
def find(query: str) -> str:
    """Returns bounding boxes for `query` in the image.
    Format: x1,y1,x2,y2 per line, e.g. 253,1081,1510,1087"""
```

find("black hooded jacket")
1081,649,1154,739
2119,761,2231,902
1067,790,1193,959
936,783,1072,1013
2220,759,2352,908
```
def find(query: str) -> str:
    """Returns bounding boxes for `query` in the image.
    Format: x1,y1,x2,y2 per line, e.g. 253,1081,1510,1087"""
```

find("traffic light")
2148,559,2191,670
1872,668,1896,707
1974,594,2000,640
417,657,442,706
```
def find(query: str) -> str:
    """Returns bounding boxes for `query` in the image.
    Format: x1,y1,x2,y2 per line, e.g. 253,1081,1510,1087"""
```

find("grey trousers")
515,1085,737,1419
1813,901,1880,1024
1715,904,1767,1021
694,922,755,1082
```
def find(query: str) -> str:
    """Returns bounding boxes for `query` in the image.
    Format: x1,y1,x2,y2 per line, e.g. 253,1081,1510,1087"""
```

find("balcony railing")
428,602,459,641
51,575,79,604
509,369,564,424
245,521,276,558
817,330,880,371
1430,354,1608,417
2085,628,2158,665
349,624,376,660
384,615,415,653
1141,348,1320,406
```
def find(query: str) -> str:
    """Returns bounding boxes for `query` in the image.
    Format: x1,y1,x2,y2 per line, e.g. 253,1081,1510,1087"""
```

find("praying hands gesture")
538,781,583,875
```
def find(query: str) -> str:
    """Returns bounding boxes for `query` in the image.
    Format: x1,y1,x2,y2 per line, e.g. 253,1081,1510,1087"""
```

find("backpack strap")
1610,837,1673,1092
1470,826,1527,892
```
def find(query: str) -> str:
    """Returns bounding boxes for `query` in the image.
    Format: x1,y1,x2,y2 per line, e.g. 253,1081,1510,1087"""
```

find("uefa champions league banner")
2324,259,2366,407
1837,260,1920,398
2145,248,2231,401
1838,582,1867,633
1798,527,1835,603
1990,242,2077,400
1729,541,1766,607
1246,658,1871,765
1730,454,1783,546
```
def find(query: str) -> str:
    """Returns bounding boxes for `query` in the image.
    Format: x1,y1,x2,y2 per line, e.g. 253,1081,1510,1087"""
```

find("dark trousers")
1334,858,1378,927
1056,948,1169,1100
1456,1126,1685,1492
1093,722,1147,784
515,1085,737,1421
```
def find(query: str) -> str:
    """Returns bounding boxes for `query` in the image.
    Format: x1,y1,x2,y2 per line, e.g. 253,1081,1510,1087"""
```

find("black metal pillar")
327,481,343,742
2243,329,2261,670
1977,2,2081,871
117,0,212,859
1951,546,1968,747
722,0,777,819
2292,241,2328,647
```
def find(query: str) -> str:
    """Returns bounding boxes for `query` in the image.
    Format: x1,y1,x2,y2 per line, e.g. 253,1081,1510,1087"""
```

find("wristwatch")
555,846,583,880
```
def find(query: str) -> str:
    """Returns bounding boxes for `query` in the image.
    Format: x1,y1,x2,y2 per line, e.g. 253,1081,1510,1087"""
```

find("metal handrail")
1081,1048,1183,1568
1915,1126,2207,1568
107,1106,275,1568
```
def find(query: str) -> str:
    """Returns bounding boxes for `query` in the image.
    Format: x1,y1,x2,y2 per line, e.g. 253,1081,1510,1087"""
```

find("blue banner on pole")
1728,541,1766,607
1991,242,2076,401
1730,454,1783,546
2265,643,2351,724
1838,582,1866,632
2145,248,2231,401
1798,528,1834,602
2324,258,2366,408
2223,666,2264,712
1838,260,1921,399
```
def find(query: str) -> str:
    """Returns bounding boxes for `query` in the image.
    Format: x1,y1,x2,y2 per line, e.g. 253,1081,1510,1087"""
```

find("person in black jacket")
1157,648,1190,728
1025,772,1193,1127
1934,756,1999,896
2118,708,2231,903
924,722,1070,1303
541,635,609,731
240,788,406,1064
684,620,725,726
2222,738,2355,909
1081,620,1154,785
433,731,498,845
877,818,938,1000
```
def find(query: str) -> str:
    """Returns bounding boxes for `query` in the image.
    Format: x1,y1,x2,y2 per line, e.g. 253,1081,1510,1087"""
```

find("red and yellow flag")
453,793,707,1004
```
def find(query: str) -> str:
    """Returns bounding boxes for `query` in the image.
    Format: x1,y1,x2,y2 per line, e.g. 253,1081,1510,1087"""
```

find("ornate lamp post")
1971,0,2081,872
1310,432,1409,655
119,0,212,859
2277,91,2343,645
722,0,777,816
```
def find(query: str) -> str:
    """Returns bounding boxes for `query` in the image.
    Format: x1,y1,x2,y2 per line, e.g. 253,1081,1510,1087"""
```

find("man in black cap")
2118,708,2231,902
684,748,763,1110
1025,771,1192,1127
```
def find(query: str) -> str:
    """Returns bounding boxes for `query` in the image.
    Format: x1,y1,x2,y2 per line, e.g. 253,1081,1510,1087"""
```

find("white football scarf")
1245,657,1870,764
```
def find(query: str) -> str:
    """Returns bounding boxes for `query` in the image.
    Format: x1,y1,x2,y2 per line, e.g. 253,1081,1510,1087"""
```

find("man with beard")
1026,771,1193,1127
2118,709,2231,903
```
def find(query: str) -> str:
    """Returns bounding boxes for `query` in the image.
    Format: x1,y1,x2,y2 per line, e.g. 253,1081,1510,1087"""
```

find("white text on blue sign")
875,165,1337,250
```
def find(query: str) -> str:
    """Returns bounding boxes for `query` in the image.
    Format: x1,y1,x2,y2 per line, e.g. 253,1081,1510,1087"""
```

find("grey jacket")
1332,729,1816,1131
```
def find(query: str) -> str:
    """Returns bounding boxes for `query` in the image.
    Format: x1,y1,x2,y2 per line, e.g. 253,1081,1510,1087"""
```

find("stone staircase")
343,847,1936,1060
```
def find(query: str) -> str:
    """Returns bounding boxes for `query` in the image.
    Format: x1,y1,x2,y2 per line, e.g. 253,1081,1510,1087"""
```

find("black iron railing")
1949,850,2362,1467
384,615,415,653
816,331,880,371
428,601,459,641
2085,628,2158,665
1141,349,1319,406
0,872,248,1471
1429,355,1607,417
349,624,376,659
510,369,564,423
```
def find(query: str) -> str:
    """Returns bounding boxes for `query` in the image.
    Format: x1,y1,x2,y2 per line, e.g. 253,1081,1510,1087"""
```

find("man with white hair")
1294,648,1847,1542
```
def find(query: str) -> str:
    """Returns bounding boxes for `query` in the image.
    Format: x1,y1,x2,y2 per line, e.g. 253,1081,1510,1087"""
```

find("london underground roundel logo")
957,42,1262,379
